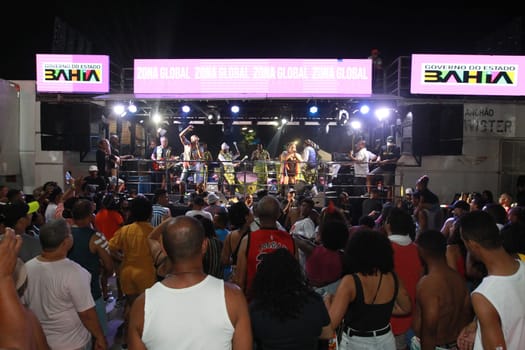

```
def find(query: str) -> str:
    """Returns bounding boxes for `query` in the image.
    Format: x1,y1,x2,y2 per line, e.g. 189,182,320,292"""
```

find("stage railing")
118,158,401,202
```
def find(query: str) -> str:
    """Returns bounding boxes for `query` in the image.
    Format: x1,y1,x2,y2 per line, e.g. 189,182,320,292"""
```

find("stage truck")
2,79,525,206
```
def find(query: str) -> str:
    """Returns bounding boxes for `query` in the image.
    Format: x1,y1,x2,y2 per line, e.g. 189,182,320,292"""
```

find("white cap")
221,142,229,150
88,165,98,172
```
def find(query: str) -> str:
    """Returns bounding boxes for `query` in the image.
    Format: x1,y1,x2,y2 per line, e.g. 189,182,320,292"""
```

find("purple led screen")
36,54,110,93
410,54,525,96
134,58,372,98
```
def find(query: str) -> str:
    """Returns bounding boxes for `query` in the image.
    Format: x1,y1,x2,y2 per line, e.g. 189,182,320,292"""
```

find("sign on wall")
133,58,372,98
36,54,110,93
464,104,516,137
411,54,525,96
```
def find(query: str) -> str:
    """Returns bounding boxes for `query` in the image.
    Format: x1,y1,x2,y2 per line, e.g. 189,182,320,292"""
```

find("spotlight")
309,105,318,115
350,120,362,130
205,108,220,124
359,105,370,115
231,105,240,114
113,104,126,116
152,113,162,124
127,102,137,113
375,107,391,121
181,105,191,113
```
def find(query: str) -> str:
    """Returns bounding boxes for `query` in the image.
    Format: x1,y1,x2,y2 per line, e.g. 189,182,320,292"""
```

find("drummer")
251,142,271,190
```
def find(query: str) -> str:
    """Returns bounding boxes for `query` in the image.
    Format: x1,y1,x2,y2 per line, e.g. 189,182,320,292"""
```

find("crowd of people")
0,169,524,350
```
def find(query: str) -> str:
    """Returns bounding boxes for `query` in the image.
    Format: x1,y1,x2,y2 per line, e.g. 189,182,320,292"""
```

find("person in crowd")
221,201,254,282
349,139,377,197
251,142,271,190
234,195,297,298
249,248,333,348
128,216,253,349
482,202,508,231
108,195,156,349
498,192,513,214
23,219,107,349
457,210,525,350
4,200,43,262
368,135,401,201
516,175,525,207
94,192,124,301
362,188,383,219
204,191,228,216
412,230,473,350
293,219,347,291
68,199,114,337
501,221,525,260
82,165,108,200
324,229,412,350
150,188,171,227
289,197,317,270
0,227,50,350
280,187,298,230
507,205,525,225
441,199,470,240
44,186,63,222
213,211,230,242
193,214,224,279
185,195,213,221
179,125,204,201
384,207,421,350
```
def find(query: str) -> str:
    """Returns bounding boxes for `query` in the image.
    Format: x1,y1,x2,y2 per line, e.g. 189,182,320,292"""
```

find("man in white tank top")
457,211,525,350
128,216,253,349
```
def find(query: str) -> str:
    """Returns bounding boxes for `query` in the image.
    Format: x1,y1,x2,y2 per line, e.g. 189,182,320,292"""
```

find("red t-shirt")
390,238,423,335
305,246,343,287
246,229,295,297
95,208,124,241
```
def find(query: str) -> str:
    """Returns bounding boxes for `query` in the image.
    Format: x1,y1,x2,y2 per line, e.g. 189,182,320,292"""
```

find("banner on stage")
411,54,525,96
36,54,110,93
133,58,372,98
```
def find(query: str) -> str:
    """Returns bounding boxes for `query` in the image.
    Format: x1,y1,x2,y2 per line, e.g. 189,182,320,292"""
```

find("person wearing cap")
218,141,241,197
179,125,205,202
5,201,43,263
368,135,401,200
204,192,228,217
441,200,470,240
82,165,108,199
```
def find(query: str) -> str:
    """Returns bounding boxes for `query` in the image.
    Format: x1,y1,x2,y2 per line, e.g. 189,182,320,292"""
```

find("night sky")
2,5,520,81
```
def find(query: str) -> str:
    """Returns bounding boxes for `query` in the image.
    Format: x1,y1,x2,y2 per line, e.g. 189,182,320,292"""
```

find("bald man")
128,216,253,349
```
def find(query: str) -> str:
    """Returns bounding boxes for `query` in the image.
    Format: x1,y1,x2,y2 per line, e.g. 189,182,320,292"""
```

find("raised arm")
179,125,193,145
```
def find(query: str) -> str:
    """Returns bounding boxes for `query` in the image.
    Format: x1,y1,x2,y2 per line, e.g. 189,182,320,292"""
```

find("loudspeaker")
410,104,463,156
40,102,98,151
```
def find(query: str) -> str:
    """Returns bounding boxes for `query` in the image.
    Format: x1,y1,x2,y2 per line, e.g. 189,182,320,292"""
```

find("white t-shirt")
353,148,376,178
290,217,316,269
142,276,234,349
473,260,525,350
23,257,95,350
44,202,58,222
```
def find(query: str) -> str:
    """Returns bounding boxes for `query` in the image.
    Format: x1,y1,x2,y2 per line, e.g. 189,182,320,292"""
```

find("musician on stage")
179,125,204,202
150,135,178,191
251,142,271,190
301,139,319,185
218,142,241,197
280,142,303,192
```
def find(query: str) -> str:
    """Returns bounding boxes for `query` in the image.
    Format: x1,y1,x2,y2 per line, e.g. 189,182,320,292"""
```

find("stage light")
375,107,391,121
113,104,126,116
205,108,220,124
127,102,137,113
350,120,362,130
309,105,318,115
359,105,370,114
152,113,162,124
181,105,191,113
231,105,240,114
